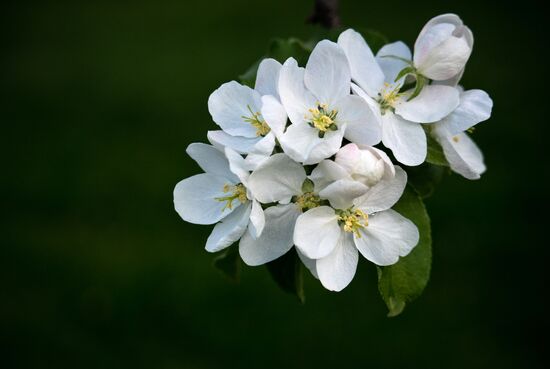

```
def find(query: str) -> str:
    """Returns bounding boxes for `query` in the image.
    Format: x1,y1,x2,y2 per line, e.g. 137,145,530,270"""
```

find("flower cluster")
174,14,493,292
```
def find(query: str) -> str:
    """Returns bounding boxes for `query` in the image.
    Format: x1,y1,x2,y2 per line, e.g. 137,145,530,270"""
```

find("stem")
307,0,340,29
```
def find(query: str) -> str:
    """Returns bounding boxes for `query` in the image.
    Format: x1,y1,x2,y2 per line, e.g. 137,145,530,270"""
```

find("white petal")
278,58,317,125
309,160,351,192
396,85,459,123
208,81,262,138
255,58,282,99
260,95,287,137
205,202,252,252
354,166,407,214
317,231,358,291
361,146,396,180
304,129,346,165
243,154,269,172
335,95,382,146
247,153,306,203
354,209,419,266
381,113,427,166
319,179,369,210
186,143,238,182
435,131,486,180
207,130,262,155
248,200,266,238
418,36,470,80
243,133,276,171
297,249,318,279
351,83,382,116
239,204,300,266
413,14,472,80
279,122,344,165
376,41,412,84
437,89,493,135
174,173,239,225
434,26,473,86
304,40,351,105
224,148,250,186
335,143,385,187
294,206,341,259
337,29,385,97
251,132,276,156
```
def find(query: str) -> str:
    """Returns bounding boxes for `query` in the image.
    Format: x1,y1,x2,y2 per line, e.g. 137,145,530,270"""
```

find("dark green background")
2,1,547,368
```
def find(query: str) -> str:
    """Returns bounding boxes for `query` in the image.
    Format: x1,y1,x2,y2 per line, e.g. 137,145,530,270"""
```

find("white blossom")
173,144,265,253
294,165,418,291
277,40,381,165
207,59,287,170
413,14,473,81
432,88,493,179
242,153,348,268
338,29,460,166
173,15,491,294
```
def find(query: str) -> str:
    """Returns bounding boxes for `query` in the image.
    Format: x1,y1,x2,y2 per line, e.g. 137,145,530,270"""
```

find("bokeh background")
2,0,547,368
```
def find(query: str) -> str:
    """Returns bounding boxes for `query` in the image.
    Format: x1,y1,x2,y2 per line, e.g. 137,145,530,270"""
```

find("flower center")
294,192,322,211
377,83,401,114
307,104,338,137
215,183,247,211
337,208,369,237
242,105,271,137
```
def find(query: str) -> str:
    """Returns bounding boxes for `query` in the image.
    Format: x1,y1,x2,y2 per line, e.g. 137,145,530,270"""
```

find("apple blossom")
431,88,493,179
294,164,418,291
173,143,265,252
413,13,473,82
173,14,492,305
207,59,287,170
241,153,337,267
338,29,460,166
277,40,381,165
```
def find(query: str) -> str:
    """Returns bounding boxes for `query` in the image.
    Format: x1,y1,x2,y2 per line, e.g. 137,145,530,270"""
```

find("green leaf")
405,163,448,199
239,59,262,88
426,134,450,166
377,186,432,317
357,28,389,54
266,248,305,303
213,244,241,282
267,37,312,65
239,37,312,87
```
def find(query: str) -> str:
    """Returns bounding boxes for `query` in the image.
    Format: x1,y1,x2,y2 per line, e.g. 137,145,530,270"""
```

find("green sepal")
394,66,416,83
407,74,427,101
301,178,315,193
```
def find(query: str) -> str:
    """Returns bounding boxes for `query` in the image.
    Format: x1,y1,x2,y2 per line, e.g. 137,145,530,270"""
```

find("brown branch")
307,0,340,29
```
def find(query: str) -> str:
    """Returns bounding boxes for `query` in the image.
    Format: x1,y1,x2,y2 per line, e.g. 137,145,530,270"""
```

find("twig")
307,0,340,29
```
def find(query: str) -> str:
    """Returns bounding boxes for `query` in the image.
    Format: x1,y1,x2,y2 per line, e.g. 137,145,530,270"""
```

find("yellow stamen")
242,105,271,136
338,209,369,237
295,192,322,211
452,136,460,142
215,183,247,211
378,83,401,114
306,103,338,133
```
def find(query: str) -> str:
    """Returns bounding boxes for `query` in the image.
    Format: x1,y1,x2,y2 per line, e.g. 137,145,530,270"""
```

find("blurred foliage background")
1,0,547,368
